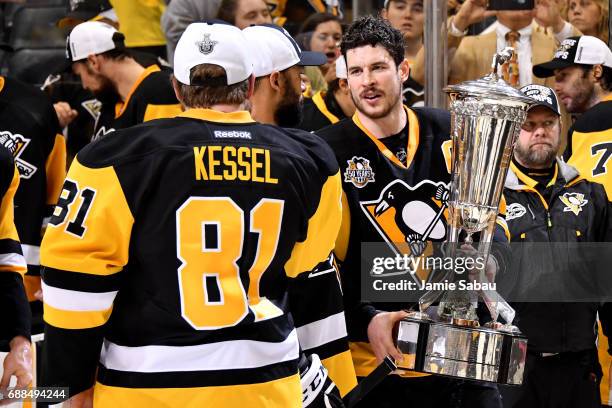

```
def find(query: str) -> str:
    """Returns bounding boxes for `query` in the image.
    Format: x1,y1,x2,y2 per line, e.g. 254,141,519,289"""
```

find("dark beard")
92,77,119,105
514,142,557,168
274,83,304,127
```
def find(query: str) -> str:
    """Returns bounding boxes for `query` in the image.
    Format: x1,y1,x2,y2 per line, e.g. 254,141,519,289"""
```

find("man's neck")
109,58,147,102
249,88,276,125
357,102,406,139
588,86,609,110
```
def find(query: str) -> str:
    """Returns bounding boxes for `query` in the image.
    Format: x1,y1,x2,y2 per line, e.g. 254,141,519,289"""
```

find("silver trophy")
395,49,533,385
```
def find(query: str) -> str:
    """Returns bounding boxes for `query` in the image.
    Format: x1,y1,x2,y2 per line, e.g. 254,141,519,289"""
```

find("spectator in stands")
161,0,222,63
567,0,609,43
381,0,425,106
299,13,343,83
245,23,326,127
216,0,273,29
448,0,559,87
298,55,355,131
57,0,118,30
65,22,181,139
109,0,168,59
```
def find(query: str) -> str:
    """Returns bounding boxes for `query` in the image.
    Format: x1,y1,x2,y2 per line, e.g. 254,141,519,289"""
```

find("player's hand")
0,336,32,393
367,311,409,363
54,102,78,128
453,0,496,32
66,387,93,408
460,244,497,283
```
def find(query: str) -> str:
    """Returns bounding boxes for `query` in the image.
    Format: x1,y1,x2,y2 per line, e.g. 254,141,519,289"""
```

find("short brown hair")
176,64,249,108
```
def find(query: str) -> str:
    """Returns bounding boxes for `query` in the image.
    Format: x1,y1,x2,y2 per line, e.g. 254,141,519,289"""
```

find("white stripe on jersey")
100,329,300,373
42,282,118,311
296,312,347,351
0,252,26,269
21,244,40,266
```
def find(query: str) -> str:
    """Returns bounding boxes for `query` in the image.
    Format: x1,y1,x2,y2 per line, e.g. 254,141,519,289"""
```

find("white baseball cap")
533,36,612,78
336,55,347,79
66,21,125,62
174,21,253,86
243,24,326,78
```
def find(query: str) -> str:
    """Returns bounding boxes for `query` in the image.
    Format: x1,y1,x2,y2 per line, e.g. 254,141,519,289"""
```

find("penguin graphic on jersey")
361,179,449,281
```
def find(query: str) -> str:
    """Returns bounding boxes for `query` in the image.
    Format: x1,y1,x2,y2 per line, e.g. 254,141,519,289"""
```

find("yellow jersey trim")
178,108,255,124
352,106,420,170
312,91,340,124
44,303,113,329
115,65,161,118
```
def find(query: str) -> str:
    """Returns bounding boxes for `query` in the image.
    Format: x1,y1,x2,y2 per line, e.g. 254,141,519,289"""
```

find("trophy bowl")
394,49,535,385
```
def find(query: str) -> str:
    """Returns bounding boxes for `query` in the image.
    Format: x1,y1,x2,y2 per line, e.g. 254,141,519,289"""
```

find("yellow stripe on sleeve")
45,134,67,205
321,350,357,397
44,302,113,329
285,172,342,278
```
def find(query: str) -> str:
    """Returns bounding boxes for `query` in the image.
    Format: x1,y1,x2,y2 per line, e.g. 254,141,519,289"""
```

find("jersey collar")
351,105,420,169
178,108,255,124
115,65,161,118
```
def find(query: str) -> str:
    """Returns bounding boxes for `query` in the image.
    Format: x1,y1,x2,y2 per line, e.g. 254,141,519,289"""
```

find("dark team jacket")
298,91,347,132
0,76,65,293
317,107,510,377
0,147,29,350
563,96,612,199
40,109,356,403
503,159,612,353
93,65,182,139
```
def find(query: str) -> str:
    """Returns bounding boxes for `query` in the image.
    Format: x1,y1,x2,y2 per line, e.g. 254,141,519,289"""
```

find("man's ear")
87,54,100,72
269,71,282,92
399,58,410,82
246,74,256,99
338,78,350,94
593,64,604,81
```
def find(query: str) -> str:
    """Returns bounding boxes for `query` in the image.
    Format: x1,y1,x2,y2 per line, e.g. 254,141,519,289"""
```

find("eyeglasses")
521,119,559,132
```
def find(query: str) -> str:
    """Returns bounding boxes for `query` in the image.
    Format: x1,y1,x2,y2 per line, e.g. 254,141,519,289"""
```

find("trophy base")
396,316,527,385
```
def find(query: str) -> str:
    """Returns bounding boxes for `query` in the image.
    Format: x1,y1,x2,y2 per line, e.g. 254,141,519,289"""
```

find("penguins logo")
361,179,449,282
0,131,37,179
344,156,375,188
506,203,527,221
559,192,588,216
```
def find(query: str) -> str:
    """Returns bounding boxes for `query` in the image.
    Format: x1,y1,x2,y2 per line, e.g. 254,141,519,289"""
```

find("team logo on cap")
559,192,588,215
344,157,375,188
554,39,576,60
197,33,218,55
0,131,37,179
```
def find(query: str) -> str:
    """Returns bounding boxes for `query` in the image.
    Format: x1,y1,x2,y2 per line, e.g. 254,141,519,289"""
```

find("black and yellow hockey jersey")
0,147,29,349
0,76,65,302
93,65,182,139
563,94,612,199
40,109,356,406
298,91,347,132
317,107,509,378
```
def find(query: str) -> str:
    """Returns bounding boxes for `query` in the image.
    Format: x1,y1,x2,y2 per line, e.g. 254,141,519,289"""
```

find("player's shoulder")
0,76,60,131
76,117,179,167
412,106,451,142
136,68,176,100
266,125,340,177
316,117,358,147
572,100,612,133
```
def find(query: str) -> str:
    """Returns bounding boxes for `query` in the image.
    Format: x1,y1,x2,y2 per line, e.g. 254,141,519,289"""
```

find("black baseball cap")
57,0,114,29
519,84,561,116
533,36,612,78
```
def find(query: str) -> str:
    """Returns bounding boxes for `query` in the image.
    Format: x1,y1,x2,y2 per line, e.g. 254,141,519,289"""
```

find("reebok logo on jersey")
0,131,37,179
213,130,252,139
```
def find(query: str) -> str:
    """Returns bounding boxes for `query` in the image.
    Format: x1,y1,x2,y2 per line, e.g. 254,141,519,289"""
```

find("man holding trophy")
317,16,514,407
